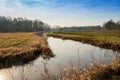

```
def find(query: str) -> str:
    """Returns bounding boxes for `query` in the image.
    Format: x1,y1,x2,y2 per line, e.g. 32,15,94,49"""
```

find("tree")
103,20,116,30
0,16,49,32
116,20,120,29
103,20,120,30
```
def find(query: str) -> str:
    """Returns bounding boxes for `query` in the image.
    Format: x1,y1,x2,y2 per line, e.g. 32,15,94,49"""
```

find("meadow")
0,32,53,69
49,30,120,42
48,30,120,51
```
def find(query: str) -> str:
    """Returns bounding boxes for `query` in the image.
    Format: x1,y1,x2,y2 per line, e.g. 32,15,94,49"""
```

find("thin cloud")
0,0,120,26
0,0,24,9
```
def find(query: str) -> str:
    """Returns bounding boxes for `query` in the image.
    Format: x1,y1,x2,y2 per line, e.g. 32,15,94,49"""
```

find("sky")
0,0,120,27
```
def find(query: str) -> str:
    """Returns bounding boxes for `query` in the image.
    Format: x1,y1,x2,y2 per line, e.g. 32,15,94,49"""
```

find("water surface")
0,37,118,80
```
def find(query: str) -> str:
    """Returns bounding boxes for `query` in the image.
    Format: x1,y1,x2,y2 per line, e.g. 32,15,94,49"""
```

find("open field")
49,30,120,42
0,32,54,69
0,33,33,48
48,30,120,51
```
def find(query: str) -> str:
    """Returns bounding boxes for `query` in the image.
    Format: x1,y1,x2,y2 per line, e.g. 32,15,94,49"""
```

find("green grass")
0,33,29,48
51,30,120,42
0,32,47,48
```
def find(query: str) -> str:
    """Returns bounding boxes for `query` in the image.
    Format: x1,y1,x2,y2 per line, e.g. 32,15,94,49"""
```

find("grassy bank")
41,55,120,80
48,30,120,51
0,32,54,69
47,30,120,80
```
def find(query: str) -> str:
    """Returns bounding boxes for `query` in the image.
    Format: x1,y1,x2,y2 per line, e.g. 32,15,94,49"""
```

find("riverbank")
48,30,120,51
0,32,54,69
47,30,120,80
41,55,120,80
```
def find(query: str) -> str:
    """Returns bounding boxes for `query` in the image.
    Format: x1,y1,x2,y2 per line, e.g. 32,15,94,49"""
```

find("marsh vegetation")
0,32,54,69
0,37,119,80
48,30,120,51
0,16,120,80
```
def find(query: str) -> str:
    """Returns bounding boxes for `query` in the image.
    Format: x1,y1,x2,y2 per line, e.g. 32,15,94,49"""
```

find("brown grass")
41,55,120,80
46,30,120,80
51,30,120,42
48,31,120,51
0,32,54,69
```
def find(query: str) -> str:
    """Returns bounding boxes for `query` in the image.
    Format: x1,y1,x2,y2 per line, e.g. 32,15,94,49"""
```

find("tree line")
51,25,102,31
52,19,120,31
103,20,120,30
0,16,119,32
0,16,50,32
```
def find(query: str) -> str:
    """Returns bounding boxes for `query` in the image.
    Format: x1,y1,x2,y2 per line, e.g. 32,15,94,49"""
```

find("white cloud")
0,0,24,10
0,0,120,26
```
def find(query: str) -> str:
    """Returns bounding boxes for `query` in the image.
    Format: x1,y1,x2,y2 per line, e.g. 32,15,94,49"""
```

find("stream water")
0,37,118,80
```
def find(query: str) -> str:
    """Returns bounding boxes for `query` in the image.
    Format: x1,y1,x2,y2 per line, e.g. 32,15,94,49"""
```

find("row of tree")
0,16,50,32
52,19,120,31
103,20,120,30
51,25,102,31
0,16,119,32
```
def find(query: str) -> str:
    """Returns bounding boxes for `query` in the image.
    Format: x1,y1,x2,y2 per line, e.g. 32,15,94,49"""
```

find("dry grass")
45,30,120,80
41,55,120,80
51,30,120,42
48,30,120,51
0,32,54,69
0,32,45,48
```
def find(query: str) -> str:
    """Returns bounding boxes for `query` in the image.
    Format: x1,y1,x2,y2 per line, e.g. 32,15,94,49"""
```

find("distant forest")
0,16,50,32
103,20,120,30
52,20,120,31
0,16,120,32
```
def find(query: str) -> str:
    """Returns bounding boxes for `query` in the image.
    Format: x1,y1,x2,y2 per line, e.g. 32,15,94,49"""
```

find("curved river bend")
0,37,118,80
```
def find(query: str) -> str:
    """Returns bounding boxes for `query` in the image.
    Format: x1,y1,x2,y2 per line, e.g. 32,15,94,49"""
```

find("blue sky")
0,0,120,26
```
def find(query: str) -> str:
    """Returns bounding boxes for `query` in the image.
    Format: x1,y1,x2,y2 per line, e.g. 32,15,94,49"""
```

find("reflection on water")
0,57,47,80
47,37,117,69
0,37,118,80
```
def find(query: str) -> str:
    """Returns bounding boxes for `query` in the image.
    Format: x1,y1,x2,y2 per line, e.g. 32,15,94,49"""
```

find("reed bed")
41,54,120,80
0,32,54,69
